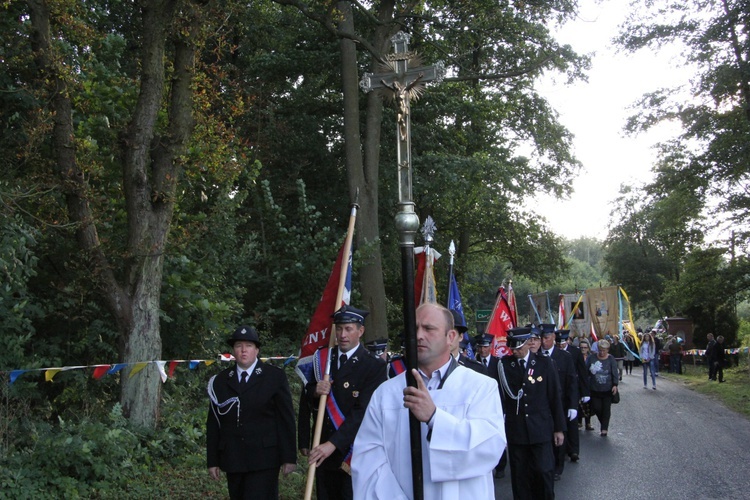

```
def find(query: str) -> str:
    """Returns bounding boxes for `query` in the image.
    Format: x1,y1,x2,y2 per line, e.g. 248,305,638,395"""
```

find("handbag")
611,390,620,404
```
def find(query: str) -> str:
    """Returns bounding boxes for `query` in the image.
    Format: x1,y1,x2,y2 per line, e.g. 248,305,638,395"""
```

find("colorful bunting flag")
45,368,62,382
128,362,148,378
92,365,110,380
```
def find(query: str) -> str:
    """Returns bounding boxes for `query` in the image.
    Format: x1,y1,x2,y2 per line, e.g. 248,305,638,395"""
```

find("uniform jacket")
457,354,488,376
563,344,590,399
305,343,386,470
477,355,500,383
548,346,579,411
206,360,296,473
499,353,565,446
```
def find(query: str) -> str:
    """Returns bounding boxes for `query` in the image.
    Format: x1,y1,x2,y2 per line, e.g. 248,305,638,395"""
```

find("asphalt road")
493,370,750,499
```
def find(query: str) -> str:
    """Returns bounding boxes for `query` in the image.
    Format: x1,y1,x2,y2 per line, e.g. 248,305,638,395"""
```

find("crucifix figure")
360,31,445,232
359,31,444,500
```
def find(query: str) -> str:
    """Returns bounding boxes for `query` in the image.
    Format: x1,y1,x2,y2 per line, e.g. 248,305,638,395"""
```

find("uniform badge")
528,376,535,384
352,391,359,398
344,382,350,388
229,370,235,377
537,376,543,382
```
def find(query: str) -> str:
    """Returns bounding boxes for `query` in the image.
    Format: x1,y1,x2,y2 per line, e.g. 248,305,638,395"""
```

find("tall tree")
19,0,221,428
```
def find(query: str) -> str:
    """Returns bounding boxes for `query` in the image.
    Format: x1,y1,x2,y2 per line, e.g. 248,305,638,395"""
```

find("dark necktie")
483,358,488,368
544,350,550,357
240,371,248,384
339,353,347,369
519,359,525,372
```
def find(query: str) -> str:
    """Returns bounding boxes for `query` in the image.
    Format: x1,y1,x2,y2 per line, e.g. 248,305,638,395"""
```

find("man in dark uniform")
498,327,565,500
305,305,387,500
540,324,578,481
207,325,296,499
559,329,589,463
475,333,500,377
705,333,717,380
450,309,487,375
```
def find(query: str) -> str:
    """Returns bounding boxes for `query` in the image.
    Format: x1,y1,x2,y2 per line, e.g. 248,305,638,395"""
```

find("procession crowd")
205,304,720,499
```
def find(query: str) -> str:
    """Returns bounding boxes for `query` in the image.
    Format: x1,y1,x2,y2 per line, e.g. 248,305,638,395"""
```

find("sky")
529,0,693,241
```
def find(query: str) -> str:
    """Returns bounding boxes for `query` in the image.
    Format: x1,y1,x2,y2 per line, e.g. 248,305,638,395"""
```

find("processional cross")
360,31,445,500
360,31,445,238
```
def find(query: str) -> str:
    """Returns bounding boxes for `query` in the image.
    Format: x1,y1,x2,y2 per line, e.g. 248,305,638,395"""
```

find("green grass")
661,355,750,418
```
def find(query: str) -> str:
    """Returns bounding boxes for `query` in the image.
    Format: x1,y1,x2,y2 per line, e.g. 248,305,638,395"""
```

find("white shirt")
237,359,258,382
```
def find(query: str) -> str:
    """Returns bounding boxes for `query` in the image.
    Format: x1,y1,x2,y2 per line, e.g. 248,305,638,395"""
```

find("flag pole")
304,198,359,500
446,240,455,306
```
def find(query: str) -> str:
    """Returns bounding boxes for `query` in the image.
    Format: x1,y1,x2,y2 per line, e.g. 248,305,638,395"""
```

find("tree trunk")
338,1,395,341
28,0,200,429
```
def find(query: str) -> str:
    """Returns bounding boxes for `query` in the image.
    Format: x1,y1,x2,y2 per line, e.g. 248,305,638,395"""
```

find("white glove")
581,396,590,403
567,409,577,421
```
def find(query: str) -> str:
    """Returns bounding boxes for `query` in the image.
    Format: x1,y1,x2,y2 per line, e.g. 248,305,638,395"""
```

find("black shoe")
554,473,561,481
570,453,579,463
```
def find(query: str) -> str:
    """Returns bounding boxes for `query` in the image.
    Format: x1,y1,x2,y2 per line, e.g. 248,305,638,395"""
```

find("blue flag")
448,272,474,360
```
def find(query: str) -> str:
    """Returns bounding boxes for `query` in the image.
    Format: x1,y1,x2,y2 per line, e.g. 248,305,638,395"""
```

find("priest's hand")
315,380,331,396
309,441,336,467
403,369,436,423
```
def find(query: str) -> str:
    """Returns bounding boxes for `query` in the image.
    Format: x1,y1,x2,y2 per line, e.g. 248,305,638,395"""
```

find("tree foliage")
617,0,750,238
0,0,591,430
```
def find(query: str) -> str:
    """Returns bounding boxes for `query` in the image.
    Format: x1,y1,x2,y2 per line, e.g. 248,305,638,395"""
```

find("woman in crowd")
578,339,594,431
623,333,636,375
610,334,626,381
640,332,657,390
585,339,619,437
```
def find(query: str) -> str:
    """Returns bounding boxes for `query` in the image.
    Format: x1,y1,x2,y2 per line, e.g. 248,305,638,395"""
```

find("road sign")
475,309,492,322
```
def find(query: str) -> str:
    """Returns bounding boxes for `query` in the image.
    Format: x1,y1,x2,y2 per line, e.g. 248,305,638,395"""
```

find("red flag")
486,286,515,357
295,241,352,384
590,321,599,343
507,283,518,328
168,360,179,378
414,251,426,306
557,295,566,330
92,365,110,380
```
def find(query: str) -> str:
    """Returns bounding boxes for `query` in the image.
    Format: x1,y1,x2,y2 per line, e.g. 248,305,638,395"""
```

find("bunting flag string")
1,355,298,385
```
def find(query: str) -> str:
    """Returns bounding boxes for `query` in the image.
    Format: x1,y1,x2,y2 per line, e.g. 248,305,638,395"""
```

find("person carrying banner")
305,305,386,500
498,327,565,500
206,326,297,499
351,303,506,498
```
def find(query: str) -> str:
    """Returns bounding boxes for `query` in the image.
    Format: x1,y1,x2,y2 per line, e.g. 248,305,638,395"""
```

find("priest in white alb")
352,303,506,499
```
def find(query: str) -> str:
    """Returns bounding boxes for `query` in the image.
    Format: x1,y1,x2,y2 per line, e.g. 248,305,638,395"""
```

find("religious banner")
585,286,620,340
563,292,589,339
